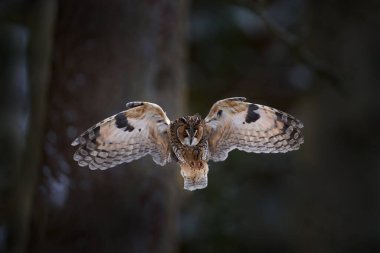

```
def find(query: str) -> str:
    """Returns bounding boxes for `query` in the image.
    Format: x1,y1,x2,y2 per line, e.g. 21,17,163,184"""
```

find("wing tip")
71,138,80,146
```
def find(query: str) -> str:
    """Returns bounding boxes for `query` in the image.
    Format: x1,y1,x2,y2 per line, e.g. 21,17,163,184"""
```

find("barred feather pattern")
71,102,171,170
205,97,304,161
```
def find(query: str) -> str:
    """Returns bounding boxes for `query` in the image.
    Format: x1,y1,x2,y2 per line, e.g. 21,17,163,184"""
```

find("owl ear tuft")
193,113,202,120
179,117,188,124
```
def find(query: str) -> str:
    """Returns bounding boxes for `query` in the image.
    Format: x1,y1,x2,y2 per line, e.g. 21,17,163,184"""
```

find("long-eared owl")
72,97,304,191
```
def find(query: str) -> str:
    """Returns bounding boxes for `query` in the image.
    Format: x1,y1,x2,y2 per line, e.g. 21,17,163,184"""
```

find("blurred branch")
239,0,346,95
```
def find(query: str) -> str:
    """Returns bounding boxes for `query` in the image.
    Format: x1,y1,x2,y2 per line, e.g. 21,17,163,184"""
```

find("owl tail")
180,162,209,191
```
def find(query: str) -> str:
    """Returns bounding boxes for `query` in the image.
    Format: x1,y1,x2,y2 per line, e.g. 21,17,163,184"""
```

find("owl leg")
179,162,209,191
189,160,204,169
196,161,203,168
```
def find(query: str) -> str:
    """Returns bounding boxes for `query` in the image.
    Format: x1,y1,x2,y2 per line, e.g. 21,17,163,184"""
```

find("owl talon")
188,161,203,169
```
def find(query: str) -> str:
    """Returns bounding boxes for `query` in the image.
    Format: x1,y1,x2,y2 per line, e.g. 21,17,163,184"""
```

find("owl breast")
169,116,209,166
169,116,210,191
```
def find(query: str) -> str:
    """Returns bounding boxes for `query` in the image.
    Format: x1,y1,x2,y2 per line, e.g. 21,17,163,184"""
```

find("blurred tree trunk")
29,1,187,253
0,21,29,253
0,1,56,253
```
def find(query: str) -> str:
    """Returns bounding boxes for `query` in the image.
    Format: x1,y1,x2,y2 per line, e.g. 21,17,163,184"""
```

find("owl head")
177,114,204,146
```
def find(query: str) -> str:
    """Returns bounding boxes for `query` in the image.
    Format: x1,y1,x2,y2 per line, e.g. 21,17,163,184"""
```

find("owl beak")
188,126,195,145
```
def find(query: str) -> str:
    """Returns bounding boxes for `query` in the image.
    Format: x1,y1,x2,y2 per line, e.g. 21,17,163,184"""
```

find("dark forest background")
1,0,379,253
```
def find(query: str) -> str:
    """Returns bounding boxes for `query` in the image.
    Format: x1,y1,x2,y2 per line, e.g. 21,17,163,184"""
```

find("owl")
72,97,304,191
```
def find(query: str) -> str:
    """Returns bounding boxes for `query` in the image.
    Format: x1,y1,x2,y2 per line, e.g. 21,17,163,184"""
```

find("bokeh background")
1,0,379,252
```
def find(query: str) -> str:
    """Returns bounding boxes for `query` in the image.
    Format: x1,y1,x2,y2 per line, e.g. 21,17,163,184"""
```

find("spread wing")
71,101,171,170
204,97,304,162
